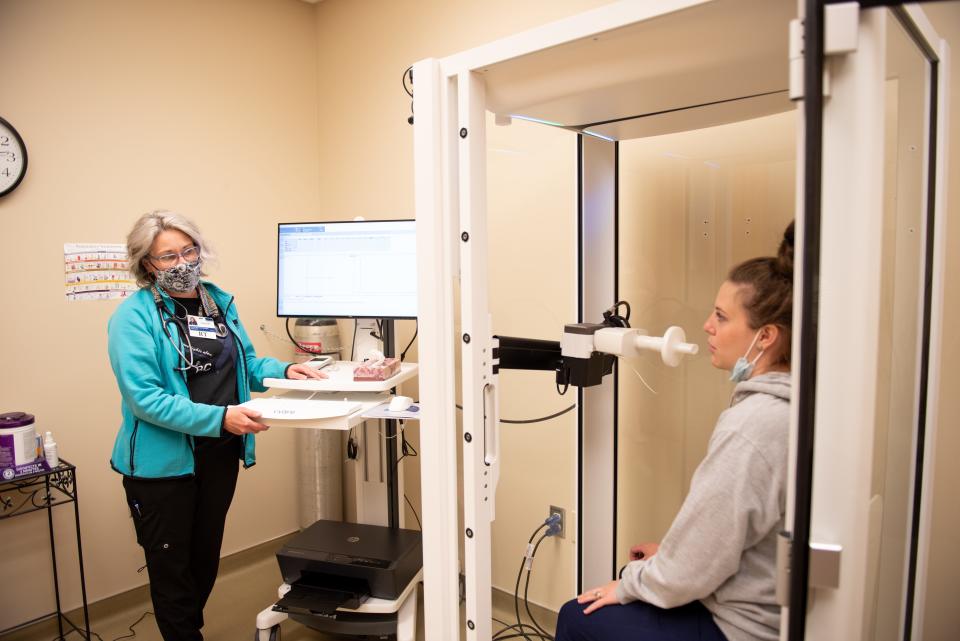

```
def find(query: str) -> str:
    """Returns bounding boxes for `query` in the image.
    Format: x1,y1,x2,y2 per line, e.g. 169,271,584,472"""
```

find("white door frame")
413,6,713,639
412,3,949,641
785,3,949,640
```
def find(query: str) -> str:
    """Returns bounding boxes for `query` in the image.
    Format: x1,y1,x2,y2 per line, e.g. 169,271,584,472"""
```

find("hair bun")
776,221,795,277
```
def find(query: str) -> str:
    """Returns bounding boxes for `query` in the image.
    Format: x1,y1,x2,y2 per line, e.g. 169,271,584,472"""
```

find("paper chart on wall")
64,243,137,301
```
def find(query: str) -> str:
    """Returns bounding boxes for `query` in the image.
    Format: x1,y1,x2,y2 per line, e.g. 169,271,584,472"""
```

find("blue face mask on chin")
729,330,764,382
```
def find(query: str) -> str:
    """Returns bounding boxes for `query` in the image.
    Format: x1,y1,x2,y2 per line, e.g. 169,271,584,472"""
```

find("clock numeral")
6,153,14,162
0,136,8,146
1,168,10,177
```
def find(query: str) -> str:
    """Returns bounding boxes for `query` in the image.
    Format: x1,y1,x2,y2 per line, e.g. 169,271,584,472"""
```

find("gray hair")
126,210,215,288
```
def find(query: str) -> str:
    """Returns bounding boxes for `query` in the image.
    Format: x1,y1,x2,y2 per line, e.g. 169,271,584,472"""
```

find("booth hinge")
775,530,793,605
788,3,860,101
809,541,843,589
776,531,844,605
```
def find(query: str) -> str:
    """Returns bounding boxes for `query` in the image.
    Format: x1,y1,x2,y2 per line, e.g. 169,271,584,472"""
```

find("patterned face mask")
154,260,202,293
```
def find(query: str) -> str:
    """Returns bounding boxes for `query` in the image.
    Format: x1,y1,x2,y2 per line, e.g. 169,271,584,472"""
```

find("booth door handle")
482,384,498,466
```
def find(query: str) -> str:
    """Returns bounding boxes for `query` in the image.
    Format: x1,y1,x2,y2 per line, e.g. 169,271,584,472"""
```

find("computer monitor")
277,219,417,319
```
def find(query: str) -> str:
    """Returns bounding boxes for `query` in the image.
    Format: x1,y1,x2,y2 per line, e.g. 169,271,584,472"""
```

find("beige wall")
1,0,957,634
0,0,320,629
486,117,578,607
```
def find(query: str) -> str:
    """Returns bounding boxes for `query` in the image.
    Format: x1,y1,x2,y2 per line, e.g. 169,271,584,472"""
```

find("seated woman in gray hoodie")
555,221,795,641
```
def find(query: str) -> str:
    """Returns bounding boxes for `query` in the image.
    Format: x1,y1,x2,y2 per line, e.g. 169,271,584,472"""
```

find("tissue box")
353,358,401,382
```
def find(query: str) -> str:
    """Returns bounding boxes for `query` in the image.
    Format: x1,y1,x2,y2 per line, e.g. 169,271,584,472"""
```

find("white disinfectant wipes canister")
0,412,38,470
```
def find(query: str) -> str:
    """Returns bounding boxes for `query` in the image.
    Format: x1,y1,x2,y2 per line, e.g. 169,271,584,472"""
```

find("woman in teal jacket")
108,210,324,641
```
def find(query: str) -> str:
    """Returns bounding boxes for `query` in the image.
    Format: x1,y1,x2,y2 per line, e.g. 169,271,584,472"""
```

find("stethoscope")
152,285,229,373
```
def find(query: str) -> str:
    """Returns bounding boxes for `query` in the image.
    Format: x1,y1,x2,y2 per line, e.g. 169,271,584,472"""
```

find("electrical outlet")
549,505,566,538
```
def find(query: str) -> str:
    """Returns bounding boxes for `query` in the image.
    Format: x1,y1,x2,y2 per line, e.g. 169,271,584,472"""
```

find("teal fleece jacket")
108,282,289,478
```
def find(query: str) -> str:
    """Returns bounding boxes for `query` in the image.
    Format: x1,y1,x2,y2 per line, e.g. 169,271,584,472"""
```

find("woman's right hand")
224,406,269,435
629,542,660,561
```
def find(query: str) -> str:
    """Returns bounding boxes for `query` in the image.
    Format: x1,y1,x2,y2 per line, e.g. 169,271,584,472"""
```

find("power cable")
399,321,418,361
511,525,547,641
109,611,154,641
402,66,414,97
404,493,422,530
493,632,554,641
603,300,631,326
350,318,358,360
523,534,554,638
489,519,561,641
403,66,414,124
456,404,576,425
283,318,325,355
49,611,154,641
515,532,551,640
500,405,575,424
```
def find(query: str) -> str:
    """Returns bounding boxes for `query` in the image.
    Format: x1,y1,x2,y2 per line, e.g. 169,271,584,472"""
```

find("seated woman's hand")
629,542,659,561
577,579,620,615
286,363,329,380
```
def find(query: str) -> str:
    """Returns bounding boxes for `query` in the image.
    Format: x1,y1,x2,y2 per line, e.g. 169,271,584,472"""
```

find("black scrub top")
170,296,239,447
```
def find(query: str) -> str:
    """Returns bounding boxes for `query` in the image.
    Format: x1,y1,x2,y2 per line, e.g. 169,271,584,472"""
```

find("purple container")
0,411,38,473
0,412,35,428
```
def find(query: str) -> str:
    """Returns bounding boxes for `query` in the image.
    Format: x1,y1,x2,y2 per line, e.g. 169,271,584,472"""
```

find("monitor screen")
277,219,417,319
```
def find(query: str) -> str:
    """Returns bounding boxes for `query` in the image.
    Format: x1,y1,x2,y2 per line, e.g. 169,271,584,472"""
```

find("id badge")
187,315,217,339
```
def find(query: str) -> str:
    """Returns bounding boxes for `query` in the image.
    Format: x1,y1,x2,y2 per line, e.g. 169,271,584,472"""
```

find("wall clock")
0,116,28,197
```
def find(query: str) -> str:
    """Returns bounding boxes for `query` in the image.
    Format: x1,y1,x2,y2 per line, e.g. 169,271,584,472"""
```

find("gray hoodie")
615,371,790,641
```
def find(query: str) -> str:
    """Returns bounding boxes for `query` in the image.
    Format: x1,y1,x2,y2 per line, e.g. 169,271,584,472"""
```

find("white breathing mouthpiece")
594,326,699,367
637,326,699,367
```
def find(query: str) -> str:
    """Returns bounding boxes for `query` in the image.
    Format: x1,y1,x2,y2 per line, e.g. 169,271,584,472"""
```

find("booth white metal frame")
412,1,950,640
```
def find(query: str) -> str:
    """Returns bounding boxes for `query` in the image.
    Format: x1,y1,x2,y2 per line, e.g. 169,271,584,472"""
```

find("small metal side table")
0,460,90,640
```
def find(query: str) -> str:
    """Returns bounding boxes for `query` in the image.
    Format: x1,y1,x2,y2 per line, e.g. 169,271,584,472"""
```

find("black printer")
272,519,422,637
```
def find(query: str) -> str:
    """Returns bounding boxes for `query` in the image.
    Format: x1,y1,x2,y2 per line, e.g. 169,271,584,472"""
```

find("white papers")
64,243,137,301
239,397,363,428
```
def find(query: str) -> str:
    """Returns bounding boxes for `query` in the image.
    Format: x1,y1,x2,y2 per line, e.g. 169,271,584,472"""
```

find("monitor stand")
347,318,400,530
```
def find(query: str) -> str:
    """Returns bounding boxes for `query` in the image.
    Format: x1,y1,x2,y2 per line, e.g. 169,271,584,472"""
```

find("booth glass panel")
862,11,932,641
615,109,797,570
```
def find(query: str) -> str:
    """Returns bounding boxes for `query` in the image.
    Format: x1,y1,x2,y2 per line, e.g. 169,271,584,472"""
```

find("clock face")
0,117,27,197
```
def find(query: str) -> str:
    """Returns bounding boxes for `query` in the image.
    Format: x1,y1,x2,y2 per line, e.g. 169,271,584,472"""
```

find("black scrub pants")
122,435,242,641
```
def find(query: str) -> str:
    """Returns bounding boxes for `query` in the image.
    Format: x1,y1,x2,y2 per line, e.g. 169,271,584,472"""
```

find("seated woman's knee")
555,598,587,638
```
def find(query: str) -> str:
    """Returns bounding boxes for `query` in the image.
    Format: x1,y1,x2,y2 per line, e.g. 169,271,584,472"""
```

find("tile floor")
1,534,558,641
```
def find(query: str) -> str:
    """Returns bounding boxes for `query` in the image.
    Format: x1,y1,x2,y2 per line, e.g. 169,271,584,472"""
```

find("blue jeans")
555,598,728,641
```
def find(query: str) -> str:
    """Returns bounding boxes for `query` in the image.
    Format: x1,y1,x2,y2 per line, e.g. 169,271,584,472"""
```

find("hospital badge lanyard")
152,284,230,372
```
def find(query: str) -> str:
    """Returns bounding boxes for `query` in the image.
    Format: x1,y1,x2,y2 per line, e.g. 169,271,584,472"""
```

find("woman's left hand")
577,580,620,615
286,363,329,380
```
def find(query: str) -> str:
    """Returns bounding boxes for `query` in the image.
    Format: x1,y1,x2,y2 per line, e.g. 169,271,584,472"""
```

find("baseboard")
3,533,558,641
0,531,298,641
491,584,559,632
219,530,298,575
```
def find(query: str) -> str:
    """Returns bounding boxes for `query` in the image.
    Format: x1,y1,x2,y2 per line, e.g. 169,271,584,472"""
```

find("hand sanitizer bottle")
43,431,59,468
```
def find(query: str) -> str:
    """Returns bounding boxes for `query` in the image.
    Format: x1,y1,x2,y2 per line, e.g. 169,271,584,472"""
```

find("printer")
272,519,422,637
